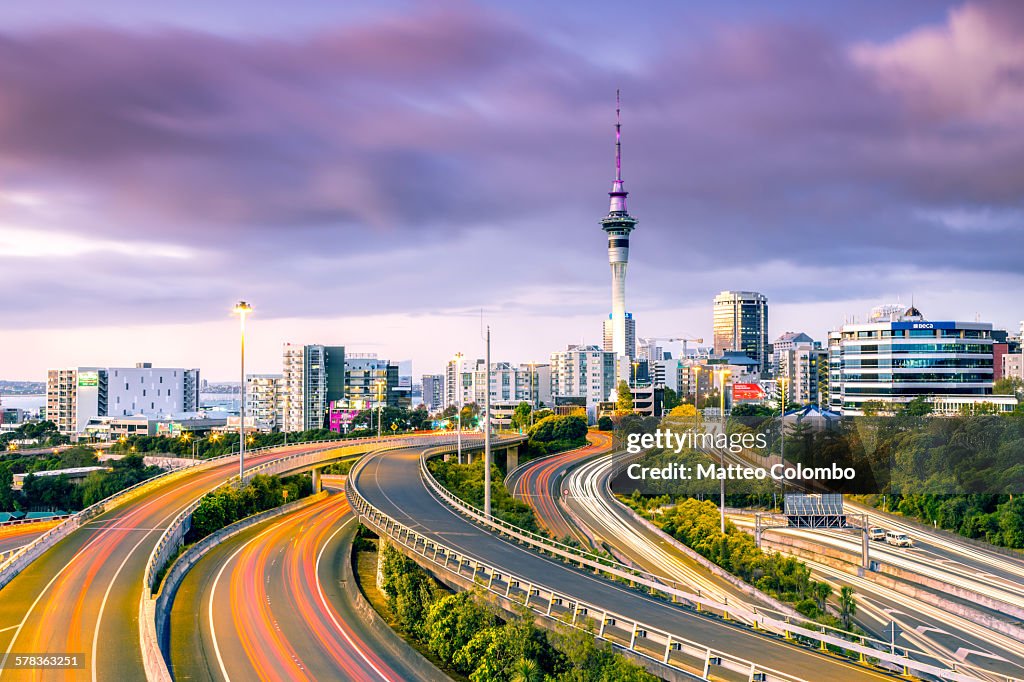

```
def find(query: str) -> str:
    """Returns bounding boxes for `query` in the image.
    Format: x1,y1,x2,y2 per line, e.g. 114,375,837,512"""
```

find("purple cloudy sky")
2,0,1023,381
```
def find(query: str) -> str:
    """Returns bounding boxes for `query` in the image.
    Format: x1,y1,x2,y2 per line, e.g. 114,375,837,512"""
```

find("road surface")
0,439,387,682
351,444,896,682
170,488,446,682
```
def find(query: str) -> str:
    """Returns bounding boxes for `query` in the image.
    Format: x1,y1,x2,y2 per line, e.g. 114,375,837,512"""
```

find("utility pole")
484,326,492,517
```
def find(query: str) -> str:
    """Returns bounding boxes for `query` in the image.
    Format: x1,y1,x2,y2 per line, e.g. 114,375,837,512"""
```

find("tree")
0,464,15,512
511,402,533,431
813,581,832,613
597,416,613,431
663,387,680,411
994,376,1024,397
615,380,633,412
839,586,857,629
510,658,542,682
425,592,495,666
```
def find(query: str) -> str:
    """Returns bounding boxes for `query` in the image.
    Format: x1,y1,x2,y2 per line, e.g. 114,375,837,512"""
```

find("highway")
506,431,613,545
0,439,391,682
0,525,53,560
732,516,1024,681
350,443,897,682
169,486,445,682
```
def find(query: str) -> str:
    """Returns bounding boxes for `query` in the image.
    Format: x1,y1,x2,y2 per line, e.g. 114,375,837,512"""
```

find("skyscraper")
600,91,638,368
712,291,769,371
602,313,636,361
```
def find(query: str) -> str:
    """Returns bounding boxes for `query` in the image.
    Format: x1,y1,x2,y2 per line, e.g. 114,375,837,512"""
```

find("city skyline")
3,0,1024,379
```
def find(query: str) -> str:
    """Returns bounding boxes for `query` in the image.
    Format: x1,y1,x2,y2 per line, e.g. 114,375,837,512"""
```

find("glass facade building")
828,314,998,414
712,291,769,371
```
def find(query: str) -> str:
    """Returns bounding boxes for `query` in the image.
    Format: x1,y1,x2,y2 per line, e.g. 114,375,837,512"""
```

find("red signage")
732,383,765,401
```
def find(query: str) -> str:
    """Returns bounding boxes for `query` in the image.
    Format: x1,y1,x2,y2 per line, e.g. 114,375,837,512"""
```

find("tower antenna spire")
615,88,622,182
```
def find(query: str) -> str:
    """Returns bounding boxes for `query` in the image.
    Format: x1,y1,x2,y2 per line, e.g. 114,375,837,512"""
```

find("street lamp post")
453,353,464,464
778,377,790,510
233,301,252,483
484,326,492,517
376,378,385,442
716,368,731,534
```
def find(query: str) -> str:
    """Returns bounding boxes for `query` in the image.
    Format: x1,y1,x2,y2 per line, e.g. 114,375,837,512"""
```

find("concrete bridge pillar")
312,466,322,493
505,444,519,471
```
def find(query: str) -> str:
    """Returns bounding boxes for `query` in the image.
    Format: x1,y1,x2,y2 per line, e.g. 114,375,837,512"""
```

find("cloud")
0,0,1022,345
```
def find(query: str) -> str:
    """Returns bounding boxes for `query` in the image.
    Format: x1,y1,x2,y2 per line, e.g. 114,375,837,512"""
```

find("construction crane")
638,336,704,359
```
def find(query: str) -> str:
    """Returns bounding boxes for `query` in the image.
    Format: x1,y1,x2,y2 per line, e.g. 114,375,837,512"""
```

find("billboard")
731,383,765,401
78,371,99,387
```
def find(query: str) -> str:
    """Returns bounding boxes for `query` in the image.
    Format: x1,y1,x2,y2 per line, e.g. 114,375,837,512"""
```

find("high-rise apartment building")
550,345,617,421
421,374,444,413
444,361,550,409
282,344,345,431
771,331,814,377
777,346,827,406
713,291,769,371
246,374,285,432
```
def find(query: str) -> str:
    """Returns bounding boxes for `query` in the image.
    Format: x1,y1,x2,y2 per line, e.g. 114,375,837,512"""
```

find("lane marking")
315,513,396,681
209,524,281,682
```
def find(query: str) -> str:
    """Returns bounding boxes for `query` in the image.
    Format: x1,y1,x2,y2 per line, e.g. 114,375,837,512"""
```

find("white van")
869,526,886,541
885,530,913,547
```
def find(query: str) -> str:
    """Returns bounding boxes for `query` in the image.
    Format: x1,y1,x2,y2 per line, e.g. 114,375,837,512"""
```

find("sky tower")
600,90,638,371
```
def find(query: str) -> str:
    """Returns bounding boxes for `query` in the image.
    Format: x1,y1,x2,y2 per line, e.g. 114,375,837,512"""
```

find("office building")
550,345,617,422
713,291,769,371
246,374,285,432
599,92,639,370
343,354,400,409
282,343,345,431
47,363,200,435
828,306,1015,415
421,374,444,413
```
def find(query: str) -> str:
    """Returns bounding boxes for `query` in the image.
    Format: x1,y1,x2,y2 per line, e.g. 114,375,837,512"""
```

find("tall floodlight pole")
484,327,492,517
233,301,252,483
453,352,464,464
717,368,731,533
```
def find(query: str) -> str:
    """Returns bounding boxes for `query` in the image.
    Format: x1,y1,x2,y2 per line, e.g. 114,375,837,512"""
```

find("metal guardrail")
348,450,806,682
414,443,995,682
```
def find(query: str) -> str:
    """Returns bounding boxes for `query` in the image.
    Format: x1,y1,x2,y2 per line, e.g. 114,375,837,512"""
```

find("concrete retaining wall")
142,491,330,681
345,536,448,681
759,533,1024,644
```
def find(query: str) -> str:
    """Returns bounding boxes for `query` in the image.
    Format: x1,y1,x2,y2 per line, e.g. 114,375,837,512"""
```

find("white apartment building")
282,343,345,431
550,345,617,422
777,346,827,405
443,360,550,410
107,364,200,418
47,363,199,435
246,374,285,432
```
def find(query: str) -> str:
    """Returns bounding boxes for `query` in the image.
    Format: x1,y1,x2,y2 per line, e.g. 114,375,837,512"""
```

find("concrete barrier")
142,491,331,682
758,533,1024,644
343,530,448,681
